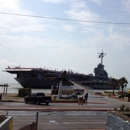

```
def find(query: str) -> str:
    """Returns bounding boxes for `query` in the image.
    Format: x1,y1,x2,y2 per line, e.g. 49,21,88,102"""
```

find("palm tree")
119,77,128,94
109,78,118,95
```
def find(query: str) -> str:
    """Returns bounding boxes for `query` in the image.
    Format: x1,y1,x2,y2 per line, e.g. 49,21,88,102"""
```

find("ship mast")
98,49,107,65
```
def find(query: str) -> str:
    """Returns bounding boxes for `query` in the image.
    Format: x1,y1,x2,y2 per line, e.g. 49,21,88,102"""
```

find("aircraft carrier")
4,51,119,89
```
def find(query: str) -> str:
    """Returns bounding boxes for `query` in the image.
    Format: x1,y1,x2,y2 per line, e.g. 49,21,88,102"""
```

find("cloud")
90,0,104,5
107,33,130,50
0,16,46,33
0,0,20,12
0,34,74,49
107,26,130,49
0,0,47,33
93,27,130,51
42,0,63,3
65,2,99,26
122,0,130,13
42,0,78,4
62,25,74,31
0,35,49,48
0,59,19,83
70,2,87,10
0,60,18,67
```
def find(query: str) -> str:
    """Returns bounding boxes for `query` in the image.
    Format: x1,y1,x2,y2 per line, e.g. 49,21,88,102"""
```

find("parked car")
117,91,127,98
24,92,51,105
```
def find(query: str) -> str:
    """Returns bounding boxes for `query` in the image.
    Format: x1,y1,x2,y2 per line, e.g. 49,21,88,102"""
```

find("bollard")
6,111,8,116
36,112,38,130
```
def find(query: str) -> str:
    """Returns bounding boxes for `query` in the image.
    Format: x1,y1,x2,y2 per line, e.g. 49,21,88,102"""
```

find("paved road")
0,111,107,130
0,95,130,111
0,95,129,130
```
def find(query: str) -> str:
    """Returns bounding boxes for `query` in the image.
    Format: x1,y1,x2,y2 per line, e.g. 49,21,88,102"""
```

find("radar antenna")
98,49,107,65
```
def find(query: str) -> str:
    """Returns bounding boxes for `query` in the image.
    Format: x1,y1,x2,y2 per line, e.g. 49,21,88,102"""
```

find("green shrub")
114,107,117,111
18,88,31,97
125,107,130,111
120,104,125,111
114,104,130,111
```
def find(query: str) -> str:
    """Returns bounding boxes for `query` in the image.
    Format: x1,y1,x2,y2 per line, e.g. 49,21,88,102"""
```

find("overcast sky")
0,0,130,87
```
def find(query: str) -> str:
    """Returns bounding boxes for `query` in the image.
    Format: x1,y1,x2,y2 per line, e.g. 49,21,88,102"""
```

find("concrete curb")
51,101,106,104
0,107,113,111
1,100,106,104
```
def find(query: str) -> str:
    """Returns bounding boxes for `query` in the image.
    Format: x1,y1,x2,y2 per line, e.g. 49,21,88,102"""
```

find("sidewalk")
1,93,109,103
1,93,107,104
2,93,24,102
1,93,129,103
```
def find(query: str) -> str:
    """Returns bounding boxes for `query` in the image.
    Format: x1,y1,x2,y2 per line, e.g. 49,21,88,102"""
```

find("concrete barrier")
105,112,130,130
0,116,13,130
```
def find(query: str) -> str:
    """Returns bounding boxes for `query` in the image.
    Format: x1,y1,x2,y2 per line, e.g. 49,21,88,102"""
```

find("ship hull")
15,77,118,90
15,78,57,89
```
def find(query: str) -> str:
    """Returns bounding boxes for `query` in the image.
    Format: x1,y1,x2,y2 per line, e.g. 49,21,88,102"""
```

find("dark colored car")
24,92,51,105
117,91,127,98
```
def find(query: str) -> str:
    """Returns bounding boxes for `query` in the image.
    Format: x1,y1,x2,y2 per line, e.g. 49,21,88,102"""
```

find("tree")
109,78,118,95
119,77,128,94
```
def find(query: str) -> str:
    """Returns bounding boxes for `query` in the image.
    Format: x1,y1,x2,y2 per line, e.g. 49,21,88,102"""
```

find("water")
0,83,51,94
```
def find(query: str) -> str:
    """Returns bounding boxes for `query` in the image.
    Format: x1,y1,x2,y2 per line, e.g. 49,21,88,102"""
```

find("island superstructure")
4,51,119,89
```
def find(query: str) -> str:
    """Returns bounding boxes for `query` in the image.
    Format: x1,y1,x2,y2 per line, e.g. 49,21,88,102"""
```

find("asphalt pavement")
0,110,107,130
1,94,130,130
0,93,130,111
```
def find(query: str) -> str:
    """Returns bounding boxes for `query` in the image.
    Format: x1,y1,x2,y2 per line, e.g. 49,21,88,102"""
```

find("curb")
1,100,106,104
0,107,113,111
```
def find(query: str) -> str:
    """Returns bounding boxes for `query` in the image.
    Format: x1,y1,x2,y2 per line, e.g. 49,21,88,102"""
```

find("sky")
0,0,130,88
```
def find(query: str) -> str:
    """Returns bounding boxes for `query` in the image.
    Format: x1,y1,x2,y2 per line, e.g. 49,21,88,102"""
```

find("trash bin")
0,94,2,101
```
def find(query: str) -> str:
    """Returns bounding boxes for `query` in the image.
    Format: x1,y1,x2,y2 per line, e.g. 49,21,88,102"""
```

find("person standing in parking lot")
84,92,88,103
